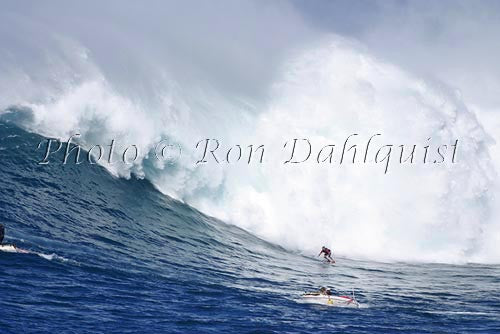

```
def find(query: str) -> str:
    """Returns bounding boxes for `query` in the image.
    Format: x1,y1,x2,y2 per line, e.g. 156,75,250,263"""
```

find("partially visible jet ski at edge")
0,224,30,254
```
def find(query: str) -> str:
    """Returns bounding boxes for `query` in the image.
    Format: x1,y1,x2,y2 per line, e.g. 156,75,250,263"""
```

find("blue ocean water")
0,120,499,333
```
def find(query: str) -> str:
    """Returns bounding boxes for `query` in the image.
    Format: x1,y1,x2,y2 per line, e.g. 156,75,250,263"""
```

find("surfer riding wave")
318,246,335,263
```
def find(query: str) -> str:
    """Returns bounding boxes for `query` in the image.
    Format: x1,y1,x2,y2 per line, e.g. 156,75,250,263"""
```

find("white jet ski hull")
0,244,29,253
301,294,359,308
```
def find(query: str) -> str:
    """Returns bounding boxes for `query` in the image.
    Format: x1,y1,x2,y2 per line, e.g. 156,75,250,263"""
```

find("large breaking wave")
1,1,499,264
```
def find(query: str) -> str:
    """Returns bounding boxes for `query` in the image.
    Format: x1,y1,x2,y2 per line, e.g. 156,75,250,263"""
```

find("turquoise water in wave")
0,120,499,333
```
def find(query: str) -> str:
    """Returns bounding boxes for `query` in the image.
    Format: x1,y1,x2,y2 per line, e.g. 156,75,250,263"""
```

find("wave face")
1,122,500,333
197,40,498,264
1,1,499,265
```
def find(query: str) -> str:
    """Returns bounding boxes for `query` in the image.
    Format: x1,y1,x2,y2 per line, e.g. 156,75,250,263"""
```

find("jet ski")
0,244,30,254
301,288,359,308
0,225,29,253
